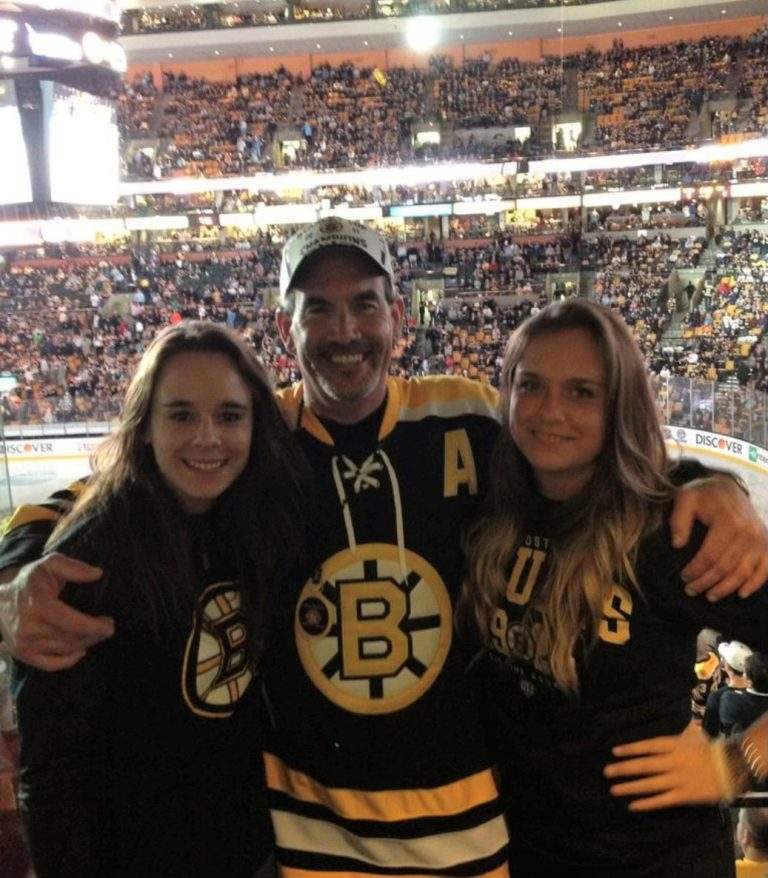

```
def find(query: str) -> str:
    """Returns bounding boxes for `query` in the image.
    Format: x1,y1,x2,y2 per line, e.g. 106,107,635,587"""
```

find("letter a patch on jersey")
295,544,452,714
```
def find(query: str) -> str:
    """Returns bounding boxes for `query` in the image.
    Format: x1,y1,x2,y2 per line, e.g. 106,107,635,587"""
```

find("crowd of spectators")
586,200,710,233
155,70,293,176
433,53,563,128
678,229,768,389
441,237,569,294
736,26,768,137
115,73,158,141
578,233,706,272
114,25,768,179
580,36,735,150
0,222,751,426
291,63,426,168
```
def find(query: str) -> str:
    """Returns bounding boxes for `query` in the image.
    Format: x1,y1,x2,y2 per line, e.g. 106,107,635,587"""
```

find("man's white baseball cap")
279,217,395,301
718,641,753,673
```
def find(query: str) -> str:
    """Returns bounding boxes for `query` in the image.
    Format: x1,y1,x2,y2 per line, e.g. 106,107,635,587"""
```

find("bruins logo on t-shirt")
181,581,254,718
295,544,452,714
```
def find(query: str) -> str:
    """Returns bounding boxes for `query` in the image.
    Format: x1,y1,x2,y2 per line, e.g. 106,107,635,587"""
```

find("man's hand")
669,475,768,600
604,724,721,811
0,554,112,671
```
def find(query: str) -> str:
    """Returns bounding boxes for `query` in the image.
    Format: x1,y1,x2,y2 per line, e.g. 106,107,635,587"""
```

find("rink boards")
1,428,768,518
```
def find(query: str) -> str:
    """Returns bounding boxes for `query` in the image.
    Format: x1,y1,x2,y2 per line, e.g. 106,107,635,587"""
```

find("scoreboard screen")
43,81,119,204
0,80,33,205
15,0,121,25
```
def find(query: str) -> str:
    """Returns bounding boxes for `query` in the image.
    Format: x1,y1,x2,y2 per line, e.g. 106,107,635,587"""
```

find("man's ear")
276,308,295,352
391,295,405,341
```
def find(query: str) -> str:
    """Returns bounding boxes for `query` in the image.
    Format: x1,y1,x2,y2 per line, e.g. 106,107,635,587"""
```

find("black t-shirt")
719,688,768,735
480,508,768,875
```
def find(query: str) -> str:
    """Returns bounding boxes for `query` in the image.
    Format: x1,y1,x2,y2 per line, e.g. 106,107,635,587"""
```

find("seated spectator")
719,653,768,736
703,640,754,737
736,808,768,877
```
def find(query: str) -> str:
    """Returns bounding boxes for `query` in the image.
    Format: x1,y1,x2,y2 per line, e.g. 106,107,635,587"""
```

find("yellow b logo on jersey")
295,544,452,714
181,581,253,718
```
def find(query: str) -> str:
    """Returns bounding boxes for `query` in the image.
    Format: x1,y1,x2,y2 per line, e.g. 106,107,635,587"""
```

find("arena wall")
2,429,767,518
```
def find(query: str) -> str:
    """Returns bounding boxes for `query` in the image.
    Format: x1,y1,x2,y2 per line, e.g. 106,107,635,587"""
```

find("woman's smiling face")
509,327,607,501
145,350,253,514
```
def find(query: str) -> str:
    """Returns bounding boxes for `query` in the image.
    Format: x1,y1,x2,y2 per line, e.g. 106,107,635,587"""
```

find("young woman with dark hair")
14,321,311,877
460,299,767,877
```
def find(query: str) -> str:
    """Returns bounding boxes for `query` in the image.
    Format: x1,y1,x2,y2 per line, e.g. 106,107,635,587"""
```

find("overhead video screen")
42,81,119,205
16,0,120,24
0,80,33,206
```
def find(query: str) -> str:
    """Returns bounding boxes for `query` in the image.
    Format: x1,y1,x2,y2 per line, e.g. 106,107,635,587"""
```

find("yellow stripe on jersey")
3,479,87,534
264,753,500,822
271,809,509,871
384,376,500,435
280,864,511,878
276,383,335,445
4,504,63,531
276,377,499,446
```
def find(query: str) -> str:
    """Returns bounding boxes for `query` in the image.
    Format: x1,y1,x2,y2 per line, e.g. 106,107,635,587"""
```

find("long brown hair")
48,321,311,657
461,299,671,691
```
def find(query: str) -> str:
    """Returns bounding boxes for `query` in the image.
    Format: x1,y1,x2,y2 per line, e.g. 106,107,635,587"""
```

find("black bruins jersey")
264,375,509,877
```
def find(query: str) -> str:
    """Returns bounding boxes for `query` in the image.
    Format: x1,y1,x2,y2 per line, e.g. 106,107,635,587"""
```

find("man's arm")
0,556,110,671
0,481,112,669
604,713,768,811
669,474,768,600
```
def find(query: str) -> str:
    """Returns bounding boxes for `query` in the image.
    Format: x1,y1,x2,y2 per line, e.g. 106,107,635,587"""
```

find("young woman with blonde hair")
461,299,767,876
14,321,310,877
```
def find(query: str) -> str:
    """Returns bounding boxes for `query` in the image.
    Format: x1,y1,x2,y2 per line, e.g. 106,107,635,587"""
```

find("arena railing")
658,376,768,451
3,378,768,448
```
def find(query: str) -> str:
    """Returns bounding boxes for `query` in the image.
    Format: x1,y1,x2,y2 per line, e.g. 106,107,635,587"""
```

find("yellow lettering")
443,429,478,497
598,583,633,645
506,547,547,605
490,608,510,654
339,580,409,678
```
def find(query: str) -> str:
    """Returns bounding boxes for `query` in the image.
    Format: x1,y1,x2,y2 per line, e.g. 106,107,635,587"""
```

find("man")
720,653,768,737
704,641,754,738
1,219,767,876
736,808,768,878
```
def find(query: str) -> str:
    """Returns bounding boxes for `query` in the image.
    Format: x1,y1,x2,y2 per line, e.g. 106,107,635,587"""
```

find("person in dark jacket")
13,322,310,877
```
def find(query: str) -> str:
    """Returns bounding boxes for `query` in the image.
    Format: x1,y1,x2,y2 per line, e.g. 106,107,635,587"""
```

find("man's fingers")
739,554,768,598
692,548,762,602
37,553,103,591
610,737,674,759
627,792,680,812
604,757,664,779
29,650,87,672
21,601,114,643
669,490,696,549
608,775,672,797
680,527,738,589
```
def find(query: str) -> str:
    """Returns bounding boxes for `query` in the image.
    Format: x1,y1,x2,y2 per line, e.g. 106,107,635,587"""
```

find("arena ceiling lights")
404,17,441,53
118,162,515,198
731,182,768,198
530,138,768,176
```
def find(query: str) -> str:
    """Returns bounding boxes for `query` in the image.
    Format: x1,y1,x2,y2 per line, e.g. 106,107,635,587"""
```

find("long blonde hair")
461,300,671,691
